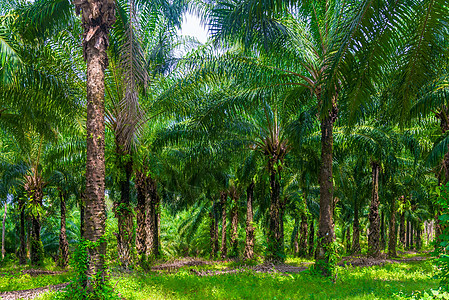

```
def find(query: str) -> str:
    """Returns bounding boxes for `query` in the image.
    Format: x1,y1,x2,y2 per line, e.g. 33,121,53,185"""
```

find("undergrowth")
0,271,72,292
112,260,436,300
0,256,437,299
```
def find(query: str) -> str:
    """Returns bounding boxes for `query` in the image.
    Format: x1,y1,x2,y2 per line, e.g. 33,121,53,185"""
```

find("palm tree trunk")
308,218,315,257
28,185,44,266
116,157,134,268
345,226,351,252
244,182,255,260
352,197,361,254
27,219,31,259
298,213,308,257
316,111,337,275
267,157,283,262
135,170,146,258
58,192,69,268
368,161,381,257
19,197,26,265
220,191,227,259
2,203,6,260
146,177,160,258
76,0,115,289
292,219,299,256
209,198,217,258
30,215,42,266
410,221,414,250
388,197,397,258
230,191,239,257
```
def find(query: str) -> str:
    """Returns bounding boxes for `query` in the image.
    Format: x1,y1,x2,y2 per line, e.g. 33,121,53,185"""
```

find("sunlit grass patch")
285,256,314,266
0,271,72,292
113,259,437,300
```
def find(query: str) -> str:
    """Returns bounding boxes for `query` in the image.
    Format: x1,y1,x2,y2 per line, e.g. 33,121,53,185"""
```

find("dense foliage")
0,0,449,298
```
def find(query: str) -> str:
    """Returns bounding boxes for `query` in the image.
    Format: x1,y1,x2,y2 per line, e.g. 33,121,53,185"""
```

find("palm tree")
6,0,111,281
71,0,116,287
202,0,448,274
338,123,423,256
157,68,318,260
203,0,400,273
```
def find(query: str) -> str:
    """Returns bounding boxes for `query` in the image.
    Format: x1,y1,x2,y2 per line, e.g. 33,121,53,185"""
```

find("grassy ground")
0,256,439,300
0,258,72,293
113,259,437,300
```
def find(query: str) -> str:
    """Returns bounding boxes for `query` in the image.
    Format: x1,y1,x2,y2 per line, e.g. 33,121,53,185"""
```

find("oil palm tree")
204,0,448,274
157,71,317,261
337,123,422,257
10,0,186,285
104,0,186,266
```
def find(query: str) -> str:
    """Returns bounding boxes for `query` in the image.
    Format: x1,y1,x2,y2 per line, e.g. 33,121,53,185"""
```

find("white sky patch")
178,13,209,44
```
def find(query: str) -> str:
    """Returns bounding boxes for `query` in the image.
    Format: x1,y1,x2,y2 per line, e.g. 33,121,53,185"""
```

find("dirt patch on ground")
152,255,428,276
339,254,428,268
151,258,215,271
188,263,308,276
151,258,308,276
251,263,308,274
0,269,67,278
0,282,69,300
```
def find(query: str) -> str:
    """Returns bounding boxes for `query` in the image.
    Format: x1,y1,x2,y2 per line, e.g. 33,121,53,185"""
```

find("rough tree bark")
267,156,283,262
244,181,255,260
146,177,160,258
24,175,44,266
220,191,227,259
135,170,147,258
115,155,134,268
380,211,386,250
368,161,381,258
74,0,115,289
58,192,69,268
316,107,337,276
388,197,398,258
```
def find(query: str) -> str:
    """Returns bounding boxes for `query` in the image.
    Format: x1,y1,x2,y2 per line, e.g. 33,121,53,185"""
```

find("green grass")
0,258,72,292
112,259,437,300
0,271,72,292
285,256,314,266
0,258,438,299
